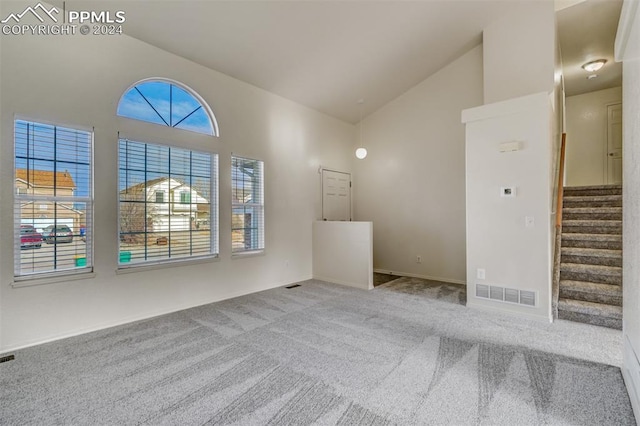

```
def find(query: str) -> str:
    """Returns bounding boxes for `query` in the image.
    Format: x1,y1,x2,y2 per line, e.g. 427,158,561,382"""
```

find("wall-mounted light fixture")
355,99,367,160
582,59,607,72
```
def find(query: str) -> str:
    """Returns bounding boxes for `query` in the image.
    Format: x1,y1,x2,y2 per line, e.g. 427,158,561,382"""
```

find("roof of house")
16,169,76,189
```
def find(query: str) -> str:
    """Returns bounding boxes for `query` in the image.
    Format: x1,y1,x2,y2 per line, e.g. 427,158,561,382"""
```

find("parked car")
42,225,74,244
20,225,42,249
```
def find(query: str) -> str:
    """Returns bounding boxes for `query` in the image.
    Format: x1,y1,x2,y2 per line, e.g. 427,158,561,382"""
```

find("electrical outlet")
416,255,422,264
477,268,486,280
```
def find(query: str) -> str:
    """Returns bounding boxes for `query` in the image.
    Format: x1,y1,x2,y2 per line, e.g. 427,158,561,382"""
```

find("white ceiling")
557,0,623,97
59,1,622,122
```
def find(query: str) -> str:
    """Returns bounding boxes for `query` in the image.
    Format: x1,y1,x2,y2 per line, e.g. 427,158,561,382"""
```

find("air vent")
520,290,536,306
476,284,489,298
490,286,504,301
0,354,15,363
505,288,519,304
475,284,536,307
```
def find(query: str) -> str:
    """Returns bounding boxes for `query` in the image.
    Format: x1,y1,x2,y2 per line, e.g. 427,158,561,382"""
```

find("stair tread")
558,298,622,318
563,220,622,225
562,207,622,213
563,195,622,201
560,263,622,275
564,185,622,191
561,247,622,258
559,280,622,295
561,233,621,241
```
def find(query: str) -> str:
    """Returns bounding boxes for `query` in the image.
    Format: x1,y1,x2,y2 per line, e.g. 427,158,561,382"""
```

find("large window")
14,119,93,278
118,139,217,265
232,156,264,253
117,80,218,136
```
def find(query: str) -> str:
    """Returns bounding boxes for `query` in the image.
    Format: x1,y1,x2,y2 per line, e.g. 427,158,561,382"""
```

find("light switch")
477,268,486,280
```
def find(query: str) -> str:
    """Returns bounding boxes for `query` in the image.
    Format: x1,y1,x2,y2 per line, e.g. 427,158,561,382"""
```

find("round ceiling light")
582,59,607,72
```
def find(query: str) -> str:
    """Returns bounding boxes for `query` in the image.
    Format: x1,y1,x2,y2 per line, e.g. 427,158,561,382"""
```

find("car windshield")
20,227,34,234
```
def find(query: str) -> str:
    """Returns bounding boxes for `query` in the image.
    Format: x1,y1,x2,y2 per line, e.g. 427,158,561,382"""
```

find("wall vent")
0,354,15,363
476,284,489,298
475,284,536,307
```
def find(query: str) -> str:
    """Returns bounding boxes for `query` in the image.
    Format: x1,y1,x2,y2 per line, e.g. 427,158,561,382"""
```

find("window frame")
231,155,265,255
13,117,94,283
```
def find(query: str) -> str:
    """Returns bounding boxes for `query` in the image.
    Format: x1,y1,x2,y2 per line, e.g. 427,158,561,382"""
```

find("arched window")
117,79,219,136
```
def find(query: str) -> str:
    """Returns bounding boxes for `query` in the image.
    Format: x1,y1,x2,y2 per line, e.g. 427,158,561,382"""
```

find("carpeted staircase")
557,185,622,329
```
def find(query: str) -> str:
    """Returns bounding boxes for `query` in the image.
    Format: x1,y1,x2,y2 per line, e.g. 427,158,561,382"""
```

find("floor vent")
285,284,301,289
0,354,15,363
476,284,536,307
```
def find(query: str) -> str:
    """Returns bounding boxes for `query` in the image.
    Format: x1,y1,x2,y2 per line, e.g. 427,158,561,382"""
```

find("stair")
557,185,622,329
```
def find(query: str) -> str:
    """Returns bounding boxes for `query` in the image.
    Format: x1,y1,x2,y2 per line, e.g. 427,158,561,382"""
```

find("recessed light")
587,74,598,80
582,59,607,72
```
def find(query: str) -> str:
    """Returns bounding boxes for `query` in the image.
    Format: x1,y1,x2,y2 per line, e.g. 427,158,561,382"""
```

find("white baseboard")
373,268,466,286
622,334,640,424
467,299,552,323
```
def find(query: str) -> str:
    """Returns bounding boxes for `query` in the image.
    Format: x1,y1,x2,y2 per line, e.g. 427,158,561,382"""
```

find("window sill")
12,270,96,288
231,250,265,259
116,254,219,274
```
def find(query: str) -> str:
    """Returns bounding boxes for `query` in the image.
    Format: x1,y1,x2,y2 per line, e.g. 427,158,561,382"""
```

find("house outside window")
14,119,93,279
118,139,217,265
232,156,264,253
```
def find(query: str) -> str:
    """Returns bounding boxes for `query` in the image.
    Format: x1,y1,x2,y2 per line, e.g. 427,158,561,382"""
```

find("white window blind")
14,119,93,278
231,156,264,253
118,139,218,266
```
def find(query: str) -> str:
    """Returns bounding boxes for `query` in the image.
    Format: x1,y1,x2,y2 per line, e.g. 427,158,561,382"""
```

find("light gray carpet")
378,275,467,305
0,280,634,425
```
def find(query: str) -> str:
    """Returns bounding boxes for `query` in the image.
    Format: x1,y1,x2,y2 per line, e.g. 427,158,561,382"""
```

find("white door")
322,169,351,221
606,103,623,184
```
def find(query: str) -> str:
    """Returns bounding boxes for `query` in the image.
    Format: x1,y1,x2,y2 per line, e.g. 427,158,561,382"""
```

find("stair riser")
560,271,622,285
560,255,622,267
559,288,622,306
562,225,622,234
558,310,622,329
564,189,622,196
562,212,622,221
561,239,622,250
563,200,622,208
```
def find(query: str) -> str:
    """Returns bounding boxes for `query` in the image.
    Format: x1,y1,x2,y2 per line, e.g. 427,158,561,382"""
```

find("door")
606,103,623,184
322,169,351,221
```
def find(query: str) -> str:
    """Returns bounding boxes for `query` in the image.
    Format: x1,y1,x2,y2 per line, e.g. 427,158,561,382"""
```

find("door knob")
609,153,615,156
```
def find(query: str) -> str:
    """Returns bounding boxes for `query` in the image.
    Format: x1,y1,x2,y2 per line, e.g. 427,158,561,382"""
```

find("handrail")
555,133,567,228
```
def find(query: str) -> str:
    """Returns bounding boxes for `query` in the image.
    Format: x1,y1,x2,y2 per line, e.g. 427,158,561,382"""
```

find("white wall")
565,87,623,186
463,93,554,321
483,1,555,104
352,45,484,284
312,221,373,290
0,23,354,350
617,0,640,419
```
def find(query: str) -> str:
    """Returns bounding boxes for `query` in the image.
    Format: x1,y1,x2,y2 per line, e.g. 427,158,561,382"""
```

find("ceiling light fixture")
355,99,367,160
582,59,607,72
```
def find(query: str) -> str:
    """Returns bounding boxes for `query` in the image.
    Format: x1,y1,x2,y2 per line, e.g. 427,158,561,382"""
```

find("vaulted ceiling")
58,1,622,123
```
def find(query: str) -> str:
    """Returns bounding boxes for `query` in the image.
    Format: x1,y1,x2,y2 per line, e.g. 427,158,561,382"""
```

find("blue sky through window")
117,81,215,136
